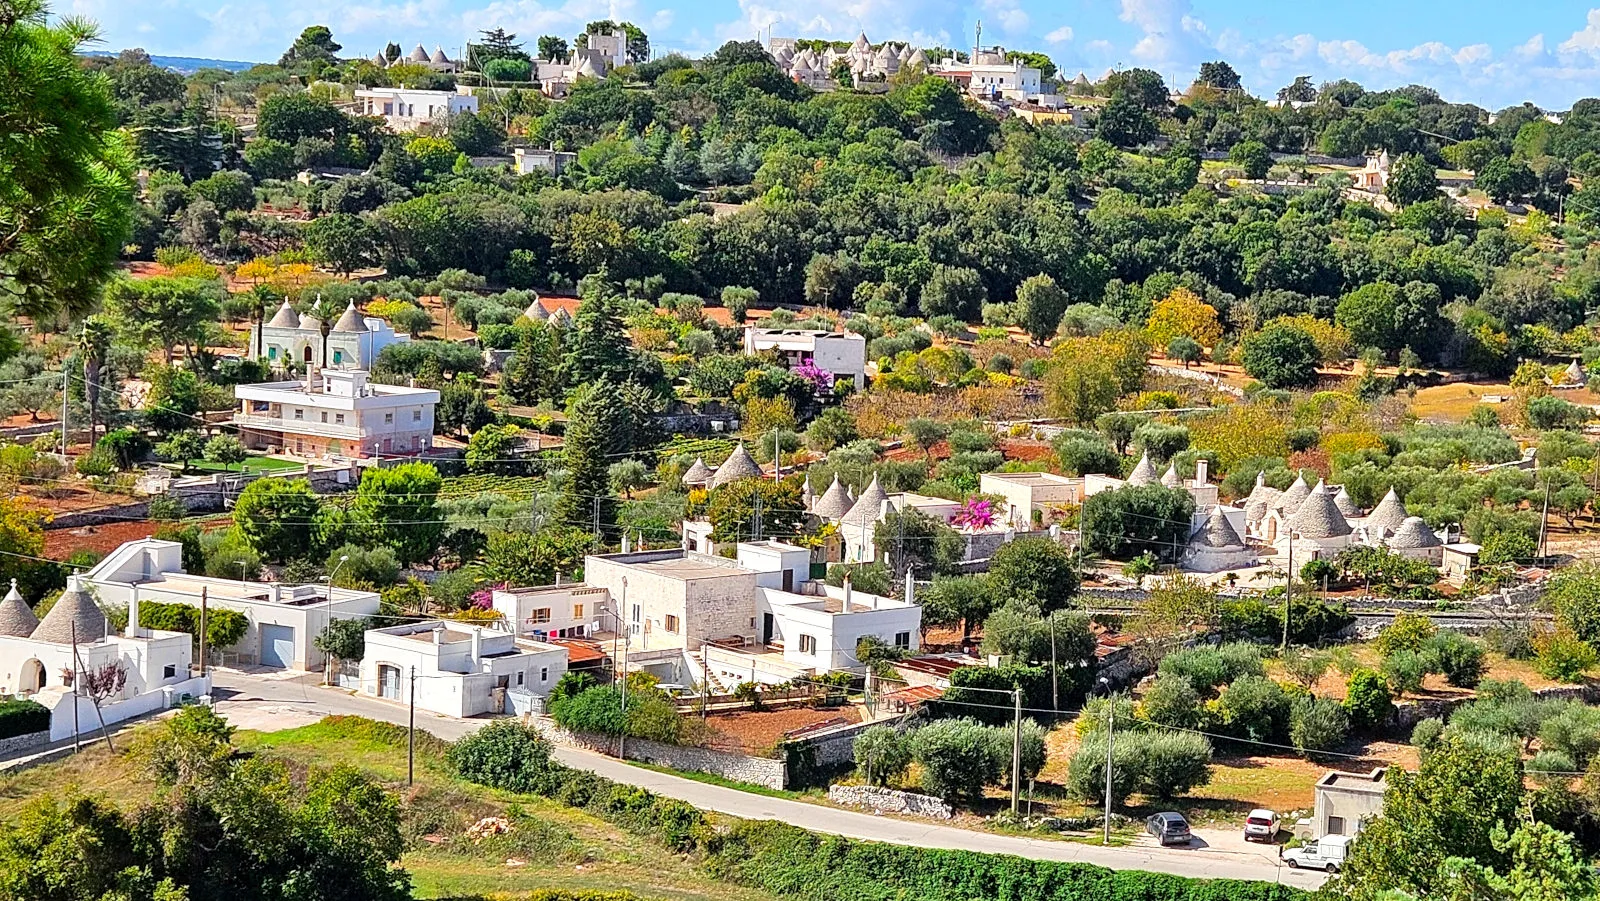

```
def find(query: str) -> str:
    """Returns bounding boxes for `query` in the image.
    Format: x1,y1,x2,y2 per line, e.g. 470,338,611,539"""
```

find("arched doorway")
302,344,313,364
19,659,44,693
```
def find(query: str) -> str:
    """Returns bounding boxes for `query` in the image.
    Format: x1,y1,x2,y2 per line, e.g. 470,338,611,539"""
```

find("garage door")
260,624,295,668
378,664,401,700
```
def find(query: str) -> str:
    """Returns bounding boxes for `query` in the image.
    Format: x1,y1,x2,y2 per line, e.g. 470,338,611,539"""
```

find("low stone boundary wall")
0,729,49,759
828,784,952,819
533,718,787,790
1392,683,1600,730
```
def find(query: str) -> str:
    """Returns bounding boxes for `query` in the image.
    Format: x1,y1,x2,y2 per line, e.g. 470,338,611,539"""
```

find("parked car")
1146,811,1192,846
1282,834,1354,872
1244,809,1280,842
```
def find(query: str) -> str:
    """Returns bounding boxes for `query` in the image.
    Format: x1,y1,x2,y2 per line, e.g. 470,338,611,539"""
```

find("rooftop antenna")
974,19,981,58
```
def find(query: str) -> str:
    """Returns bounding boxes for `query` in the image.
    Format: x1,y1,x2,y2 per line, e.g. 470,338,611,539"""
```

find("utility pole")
408,666,416,786
701,641,709,719
1281,532,1293,653
774,429,781,484
1539,475,1553,559
1049,613,1058,711
1102,703,1115,845
1010,687,1022,815
593,496,602,544
60,361,69,460
198,587,208,677
72,636,114,752
70,622,80,753
619,579,629,761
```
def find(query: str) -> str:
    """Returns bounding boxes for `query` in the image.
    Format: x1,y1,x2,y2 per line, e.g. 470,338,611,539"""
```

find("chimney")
621,533,631,554
432,624,445,645
128,585,141,637
554,570,562,586
471,627,483,661
904,569,916,606
841,574,853,613
1195,458,1209,486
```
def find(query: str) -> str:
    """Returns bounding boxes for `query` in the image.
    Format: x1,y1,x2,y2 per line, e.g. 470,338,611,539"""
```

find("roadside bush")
1282,648,1332,690
987,719,1048,788
853,725,911,785
448,720,560,794
1077,693,1138,736
1289,696,1349,754
1139,676,1200,729
1380,650,1428,695
911,718,998,803
1343,668,1394,732
1136,732,1213,798
1375,613,1437,656
1535,628,1599,683
0,698,50,739
1423,632,1486,688
1066,734,1145,806
550,684,627,735
1212,675,1291,743
1156,643,1264,695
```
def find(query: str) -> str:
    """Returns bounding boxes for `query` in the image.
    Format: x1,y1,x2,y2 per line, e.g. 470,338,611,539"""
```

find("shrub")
1213,675,1291,743
911,717,999,803
0,699,50,739
1528,749,1577,782
1139,676,1200,729
1375,613,1438,656
1156,642,1264,694
1423,632,1486,688
1282,648,1332,690
1410,717,1444,750
1289,696,1349,754
1066,733,1144,806
1535,628,1598,683
550,684,628,735
1343,668,1393,732
448,720,560,794
853,725,911,785
1536,703,1600,767
1077,693,1139,736
1380,649,1428,695
1137,732,1213,798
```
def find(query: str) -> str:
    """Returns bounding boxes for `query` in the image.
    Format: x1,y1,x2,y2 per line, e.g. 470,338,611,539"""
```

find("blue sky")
78,0,1600,109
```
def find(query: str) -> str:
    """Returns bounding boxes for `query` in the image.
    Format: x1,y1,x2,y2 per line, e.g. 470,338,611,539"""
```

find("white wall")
492,584,608,638
359,625,569,718
757,588,920,672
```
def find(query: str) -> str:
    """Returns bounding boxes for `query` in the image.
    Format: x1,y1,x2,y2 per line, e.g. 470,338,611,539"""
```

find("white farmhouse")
85,538,380,670
354,86,479,132
744,326,868,390
233,368,439,460
252,299,408,371
359,621,568,717
0,577,206,741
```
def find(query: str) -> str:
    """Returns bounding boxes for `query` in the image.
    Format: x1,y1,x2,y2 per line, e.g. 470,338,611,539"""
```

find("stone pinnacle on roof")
710,443,762,487
1272,474,1311,516
1127,452,1159,486
811,475,852,520
1192,505,1246,549
1388,516,1441,550
1332,486,1362,519
0,578,39,638
268,299,301,328
1365,487,1409,538
842,473,889,526
681,457,713,486
1288,480,1352,540
1160,463,1181,488
332,300,366,333
30,575,106,645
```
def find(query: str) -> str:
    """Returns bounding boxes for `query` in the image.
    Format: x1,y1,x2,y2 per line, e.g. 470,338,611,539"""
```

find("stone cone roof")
576,55,602,78
1074,72,1091,86
1244,489,1278,523
1273,475,1311,516
409,44,429,62
1332,487,1361,519
812,475,852,520
1128,453,1159,486
0,579,39,637
524,299,549,321
1365,488,1409,537
297,312,322,330
1160,464,1181,488
1388,516,1441,550
430,47,450,65
30,576,106,645
268,300,301,328
710,443,762,487
906,48,928,67
372,51,388,67
1288,481,1352,539
681,457,713,486
332,301,366,333
842,474,889,526
1192,505,1245,549
549,308,571,327
1566,360,1586,384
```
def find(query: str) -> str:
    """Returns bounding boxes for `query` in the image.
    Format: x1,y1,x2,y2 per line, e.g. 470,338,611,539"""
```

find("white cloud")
1045,25,1073,44
1560,9,1600,55
1516,34,1546,57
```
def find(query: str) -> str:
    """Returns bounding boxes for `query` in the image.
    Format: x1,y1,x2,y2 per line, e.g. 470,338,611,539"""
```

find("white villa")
744,326,868,390
233,368,439,460
253,299,408,371
359,621,569,718
354,86,479,132
0,576,207,741
85,538,381,671
766,33,1044,101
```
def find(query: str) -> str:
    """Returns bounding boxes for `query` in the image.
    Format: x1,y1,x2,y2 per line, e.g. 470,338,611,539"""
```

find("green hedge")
0,698,50,740
439,893,642,901
703,820,1305,901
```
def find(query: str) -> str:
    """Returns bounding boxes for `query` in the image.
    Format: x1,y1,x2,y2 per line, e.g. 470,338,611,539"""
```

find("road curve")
208,670,1326,890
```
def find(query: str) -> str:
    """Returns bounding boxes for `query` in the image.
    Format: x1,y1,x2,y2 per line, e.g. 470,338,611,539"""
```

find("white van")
1282,834,1353,872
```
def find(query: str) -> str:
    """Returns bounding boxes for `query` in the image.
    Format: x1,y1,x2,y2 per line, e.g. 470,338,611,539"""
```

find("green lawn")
183,454,306,474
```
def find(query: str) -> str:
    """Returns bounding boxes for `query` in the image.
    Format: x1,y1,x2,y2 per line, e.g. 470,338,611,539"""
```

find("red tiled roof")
880,684,945,706
896,654,978,677
547,638,607,664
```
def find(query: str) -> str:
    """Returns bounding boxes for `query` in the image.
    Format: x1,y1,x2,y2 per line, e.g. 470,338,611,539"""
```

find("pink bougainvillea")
951,497,998,531
468,585,505,610
794,358,834,392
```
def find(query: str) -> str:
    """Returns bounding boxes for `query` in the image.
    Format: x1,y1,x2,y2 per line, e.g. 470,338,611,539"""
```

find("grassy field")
183,454,307,474
1408,381,1510,422
0,718,778,901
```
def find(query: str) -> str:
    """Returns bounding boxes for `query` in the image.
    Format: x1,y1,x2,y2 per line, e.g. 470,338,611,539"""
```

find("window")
894,631,911,649
384,412,394,424
163,664,176,679
335,413,345,424
321,412,328,423
540,666,549,683
1328,816,1346,835
573,603,584,619
631,604,641,624
799,634,817,655
268,347,278,360
531,608,551,624
516,671,524,685
413,409,422,422
665,615,679,633
293,408,303,420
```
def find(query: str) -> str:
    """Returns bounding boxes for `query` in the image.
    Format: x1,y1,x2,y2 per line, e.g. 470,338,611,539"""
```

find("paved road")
209,670,1326,889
